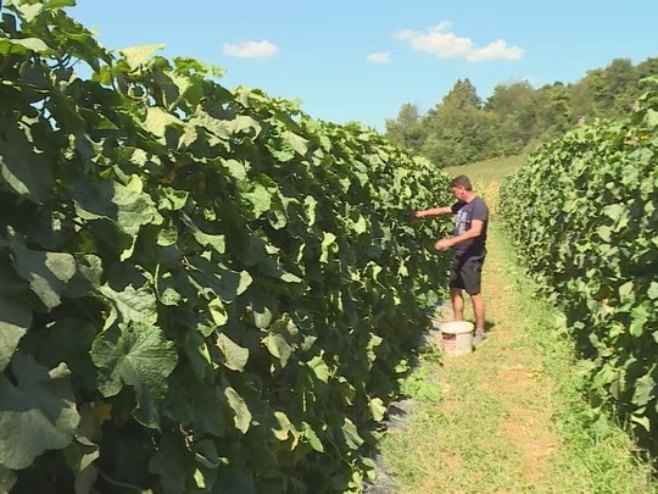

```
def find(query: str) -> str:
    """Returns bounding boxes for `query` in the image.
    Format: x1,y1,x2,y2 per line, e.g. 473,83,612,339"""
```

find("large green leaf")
0,37,49,54
165,373,225,437
341,418,364,450
91,322,178,428
181,214,225,254
119,43,165,71
71,175,162,258
224,386,251,434
99,282,158,325
0,297,31,372
0,115,54,204
148,431,188,494
264,333,292,368
11,242,76,311
0,354,79,470
0,465,16,493
215,333,249,372
188,256,252,303
241,182,272,219
282,130,309,156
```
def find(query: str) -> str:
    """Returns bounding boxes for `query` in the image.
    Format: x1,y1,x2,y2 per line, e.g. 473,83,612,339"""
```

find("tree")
535,82,572,139
385,103,427,154
486,81,538,153
421,80,496,166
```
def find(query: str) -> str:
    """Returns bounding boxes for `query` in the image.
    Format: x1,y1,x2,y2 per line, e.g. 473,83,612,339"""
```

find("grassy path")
377,224,657,493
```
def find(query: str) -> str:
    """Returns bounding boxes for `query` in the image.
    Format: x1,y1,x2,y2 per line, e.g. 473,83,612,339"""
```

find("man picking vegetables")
411,175,489,346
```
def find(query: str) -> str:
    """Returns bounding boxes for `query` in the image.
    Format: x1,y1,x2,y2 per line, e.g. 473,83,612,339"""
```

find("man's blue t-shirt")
451,197,488,257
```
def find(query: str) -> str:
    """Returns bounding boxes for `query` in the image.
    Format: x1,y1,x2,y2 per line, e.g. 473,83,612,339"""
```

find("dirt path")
414,225,559,492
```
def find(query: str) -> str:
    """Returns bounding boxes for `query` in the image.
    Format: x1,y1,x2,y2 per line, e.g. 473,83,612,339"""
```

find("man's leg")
451,287,464,321
470,292,485,334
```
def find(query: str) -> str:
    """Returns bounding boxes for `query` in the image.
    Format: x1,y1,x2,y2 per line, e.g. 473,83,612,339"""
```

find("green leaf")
182,331,211,379
341,418,364,449
630,414,651,432
208,298,229,327
224,386,251,434
253,305,273,329
630,303,650,337
0,354,79,470
158,187,189,211
351,215,367,235
618,281,634,302
222,159,247,180
6,2,43,21
648,282,658,300
99,282,158,325
148,431,187,494
0,465,16,493
188,257,252,303
272,411,295,441
241,182,272,219
368,397,386,421
0,115,54,204
303,195,318,226
44,0,77,10
166,375,225,437
230,115,261,137
0,37,49,53
282,130,308,156
71,176,162,258
12,241,76,311
181,214,225,254
144,107,179,137
307,355,330,383
602,203,625,222
62,435,99,474
21,318,97,392
91,322,178,428
0,297,31,372
157,220,178,247
632,374,655,408
264,333,292,368
119,43,166,70
215,333,249,372
320,232,337,263
302,422,323,452
595,225,611,242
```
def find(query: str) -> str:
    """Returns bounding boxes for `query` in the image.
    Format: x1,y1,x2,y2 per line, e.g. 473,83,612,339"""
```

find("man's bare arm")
413,206,453,219
435,219,484,250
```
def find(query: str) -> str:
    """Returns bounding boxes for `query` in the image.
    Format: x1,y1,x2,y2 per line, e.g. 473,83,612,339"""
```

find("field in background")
443,154,527,217
445,154,527,185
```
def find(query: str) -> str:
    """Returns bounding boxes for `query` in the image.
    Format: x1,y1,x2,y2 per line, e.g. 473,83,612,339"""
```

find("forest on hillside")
385,56,658,167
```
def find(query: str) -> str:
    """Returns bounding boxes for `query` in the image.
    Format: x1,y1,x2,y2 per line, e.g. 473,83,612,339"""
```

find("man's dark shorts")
449,254,485,295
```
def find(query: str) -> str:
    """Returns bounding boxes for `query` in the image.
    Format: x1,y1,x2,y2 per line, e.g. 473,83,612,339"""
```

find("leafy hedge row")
0,1,453,492
499,81,658,450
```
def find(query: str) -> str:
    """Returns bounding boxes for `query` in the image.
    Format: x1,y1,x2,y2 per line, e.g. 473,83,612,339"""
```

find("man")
411,175,489,345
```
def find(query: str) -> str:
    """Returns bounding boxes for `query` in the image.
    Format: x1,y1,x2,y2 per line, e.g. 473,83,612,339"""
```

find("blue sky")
70,1,658,131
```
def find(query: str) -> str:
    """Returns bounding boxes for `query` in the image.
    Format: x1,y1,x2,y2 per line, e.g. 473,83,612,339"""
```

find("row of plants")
499,79,658,453
0,1,453,492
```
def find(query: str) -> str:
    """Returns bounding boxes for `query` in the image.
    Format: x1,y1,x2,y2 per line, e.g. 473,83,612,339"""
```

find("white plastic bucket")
438,321,474,356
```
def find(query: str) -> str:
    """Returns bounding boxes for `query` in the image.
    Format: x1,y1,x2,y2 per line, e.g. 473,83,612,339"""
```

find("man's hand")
434,238,453,251
407,210,420,221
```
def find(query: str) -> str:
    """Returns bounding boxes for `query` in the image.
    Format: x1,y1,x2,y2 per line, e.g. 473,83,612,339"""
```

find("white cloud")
223,40,279,58
366,51,391,64
395,22,523,62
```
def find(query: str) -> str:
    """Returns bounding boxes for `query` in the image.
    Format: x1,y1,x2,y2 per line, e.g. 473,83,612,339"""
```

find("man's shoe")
473,332,488,347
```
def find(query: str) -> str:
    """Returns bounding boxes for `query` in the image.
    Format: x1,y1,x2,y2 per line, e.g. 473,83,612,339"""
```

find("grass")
445,154,527,184
376,222,657,493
